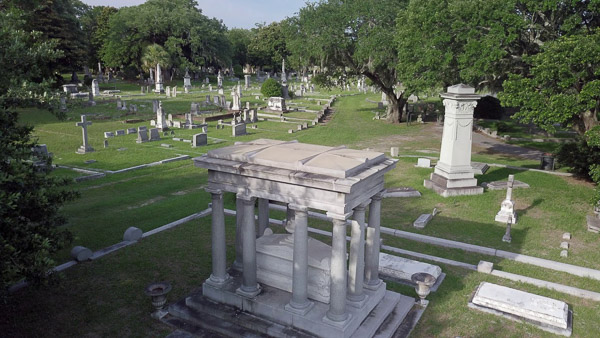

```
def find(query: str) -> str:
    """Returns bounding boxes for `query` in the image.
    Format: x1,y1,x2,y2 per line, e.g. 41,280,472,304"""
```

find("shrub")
261,78,282,97
555,138,600,178
233,64,243,78
495,121,510,133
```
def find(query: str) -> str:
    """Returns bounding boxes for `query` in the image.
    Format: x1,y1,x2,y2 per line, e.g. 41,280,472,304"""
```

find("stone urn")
411,272,436,306
145,281,172,319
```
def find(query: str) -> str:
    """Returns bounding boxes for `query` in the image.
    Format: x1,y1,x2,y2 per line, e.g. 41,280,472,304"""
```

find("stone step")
373,295,415,338
350,291,406,338
166,292,312,338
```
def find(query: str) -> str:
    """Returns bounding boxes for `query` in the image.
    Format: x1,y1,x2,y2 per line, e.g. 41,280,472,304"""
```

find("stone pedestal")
424,84,483,197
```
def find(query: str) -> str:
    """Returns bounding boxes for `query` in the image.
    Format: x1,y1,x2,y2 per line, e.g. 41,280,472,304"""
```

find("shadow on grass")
477,167,527,183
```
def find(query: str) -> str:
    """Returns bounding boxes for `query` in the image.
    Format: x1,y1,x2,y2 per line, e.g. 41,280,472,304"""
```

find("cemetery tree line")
0,6,78,296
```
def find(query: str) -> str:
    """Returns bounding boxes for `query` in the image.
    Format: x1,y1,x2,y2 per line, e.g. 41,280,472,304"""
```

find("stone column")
325,215,350,323
424,84,483,197
365,193,384,289
232,197,243,270
257,198,270,236
285,204,313,315
205,188,229,287
285,204,296,233
236,193,260,298
347,202,368,305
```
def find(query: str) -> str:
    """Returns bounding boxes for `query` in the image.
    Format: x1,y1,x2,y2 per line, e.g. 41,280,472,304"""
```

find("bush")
474,96,504,120
555,138,600,178
261,78,282,97
233,64,243,78
495,121,510,133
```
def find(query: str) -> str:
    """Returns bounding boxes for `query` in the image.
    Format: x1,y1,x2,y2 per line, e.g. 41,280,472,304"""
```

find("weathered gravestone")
495,175,517,224
136,129,149,143
192,133,207,147
149,128,161,141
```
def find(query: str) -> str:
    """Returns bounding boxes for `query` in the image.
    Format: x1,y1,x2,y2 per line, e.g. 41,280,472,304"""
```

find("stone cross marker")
495,174,517,224
76,115,94,154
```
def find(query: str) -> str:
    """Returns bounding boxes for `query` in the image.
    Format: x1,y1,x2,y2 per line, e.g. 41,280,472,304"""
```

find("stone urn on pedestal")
145,281,172,319
411,272,436,306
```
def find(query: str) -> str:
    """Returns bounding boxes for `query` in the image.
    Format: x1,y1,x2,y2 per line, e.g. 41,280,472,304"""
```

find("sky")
80,0,307,29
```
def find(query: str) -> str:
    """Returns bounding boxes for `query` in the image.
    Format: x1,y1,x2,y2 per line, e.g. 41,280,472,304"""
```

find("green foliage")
233,64,243,78
0,9,63,110
247,22,289,69
0,111,78,294
227,28,252,67
290,0,407,122
79,5,118,69
101,0,231,74
501,30,600,134
4,0,89,72
311,74,333,88
141,44,170,73
260,78,282,97
555,139,600,179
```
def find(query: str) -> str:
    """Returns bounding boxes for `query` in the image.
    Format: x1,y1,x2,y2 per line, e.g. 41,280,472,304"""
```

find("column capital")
236,193,256,204
354,200,371,212
206,187,223,196
327,211,353,221
288,203,308,212
371,190,385,201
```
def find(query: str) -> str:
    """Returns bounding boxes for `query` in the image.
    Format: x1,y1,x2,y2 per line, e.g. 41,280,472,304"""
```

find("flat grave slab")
379,253,444,292
481,180,530,190
413,214,432,229
471,162,490,175
382,187,421,198
468,282,572,336
587,215,600,233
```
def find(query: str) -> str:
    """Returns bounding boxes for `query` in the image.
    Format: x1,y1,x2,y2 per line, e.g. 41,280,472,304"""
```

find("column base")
424,173,483,197
322,311,353,328
364,278,383,291
236,284,261,298
285,300,314,316
347,293,369,309
231,260,243,271
205,274,231,288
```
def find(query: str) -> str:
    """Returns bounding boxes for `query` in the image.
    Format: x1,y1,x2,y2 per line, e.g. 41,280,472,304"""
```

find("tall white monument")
424,84,483,197
183,69,192,93
155,101,168,131
281,59,290,99
217,70,223,89
155,63,164,93
91,79,100,97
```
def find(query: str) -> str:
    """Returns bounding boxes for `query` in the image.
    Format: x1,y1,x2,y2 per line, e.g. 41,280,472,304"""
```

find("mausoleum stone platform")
164,139,421,337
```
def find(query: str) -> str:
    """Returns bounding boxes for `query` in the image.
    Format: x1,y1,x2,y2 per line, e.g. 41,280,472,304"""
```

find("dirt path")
472,131,544,160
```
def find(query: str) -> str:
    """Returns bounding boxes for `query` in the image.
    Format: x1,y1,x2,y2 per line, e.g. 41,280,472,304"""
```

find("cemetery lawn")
3,82,599,337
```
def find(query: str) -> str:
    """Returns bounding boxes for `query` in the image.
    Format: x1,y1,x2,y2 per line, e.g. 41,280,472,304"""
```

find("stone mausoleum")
168,139,417,337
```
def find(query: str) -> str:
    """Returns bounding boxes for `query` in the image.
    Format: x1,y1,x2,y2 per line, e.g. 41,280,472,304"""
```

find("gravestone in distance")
192,133,207,147
149,128,161,141
91,79,100,97
155,63,164,93
232,123,247,137
75,115,94,154
136,129,149,143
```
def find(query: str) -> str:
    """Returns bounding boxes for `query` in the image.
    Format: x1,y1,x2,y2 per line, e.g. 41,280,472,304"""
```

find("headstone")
184,69,192,93
116,97,122,109
91,79,100,97
172,86,177,97
60,97,67,111
166,86,171,97
191,103,198,114
390,147,399,157
267,97,287,111
127,128,137,134
416,158,431,168
217,70,223,88
153,99,158,113
560,250,568,257
136,129,149,143
232,123,247,137
75,115,94,154
244,74,251,89
149,128,161,141
104,131,115,138
115,129,125,136
469,282,572,336
192,133,207,147
103,140,109,148
477,261,494,274
495,175,517,224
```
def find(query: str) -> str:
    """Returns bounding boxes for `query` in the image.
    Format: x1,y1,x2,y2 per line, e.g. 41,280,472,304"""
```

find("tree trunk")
385,92,406,123
575,110,599,135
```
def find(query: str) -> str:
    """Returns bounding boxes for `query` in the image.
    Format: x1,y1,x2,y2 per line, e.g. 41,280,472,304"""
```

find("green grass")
3,79,599,337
